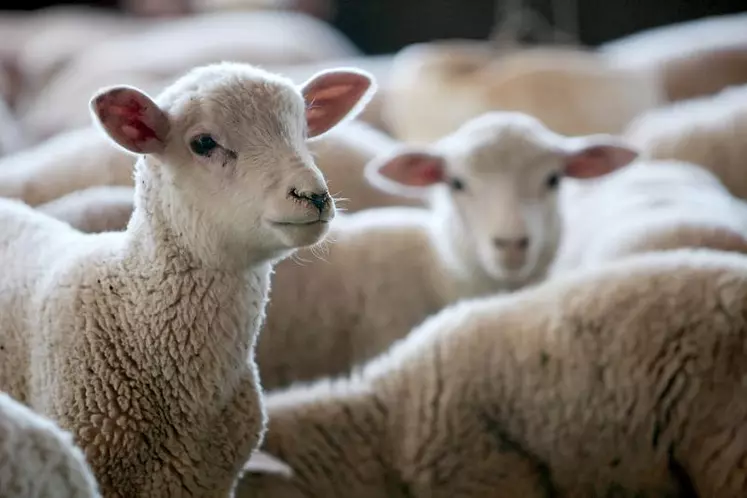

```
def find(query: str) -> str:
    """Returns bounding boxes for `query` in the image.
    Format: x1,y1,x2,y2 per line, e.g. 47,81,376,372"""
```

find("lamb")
551,159,747,276
0,392,100,498
237,248,747,497
0,119,415,212
257,111,639,388
384,40,663,144
37,186,136,233
0,61,374,496
623,84,747,200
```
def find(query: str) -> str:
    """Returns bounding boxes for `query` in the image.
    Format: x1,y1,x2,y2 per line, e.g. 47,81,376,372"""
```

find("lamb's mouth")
269,219,329,227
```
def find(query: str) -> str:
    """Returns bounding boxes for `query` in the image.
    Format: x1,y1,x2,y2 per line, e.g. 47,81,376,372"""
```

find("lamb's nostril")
493,238,509,249
516,237,530,250
308,192,330,212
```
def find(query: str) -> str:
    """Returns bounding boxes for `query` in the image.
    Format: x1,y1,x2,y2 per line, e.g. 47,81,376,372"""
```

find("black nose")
291,188,330,213
308,192,329,212
493,237,530,250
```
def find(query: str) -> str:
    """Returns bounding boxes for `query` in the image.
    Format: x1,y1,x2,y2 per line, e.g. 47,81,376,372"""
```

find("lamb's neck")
250,380,402,497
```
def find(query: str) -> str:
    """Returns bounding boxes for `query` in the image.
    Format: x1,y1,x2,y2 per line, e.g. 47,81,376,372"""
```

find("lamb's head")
366,111,639,285
90,62,375,266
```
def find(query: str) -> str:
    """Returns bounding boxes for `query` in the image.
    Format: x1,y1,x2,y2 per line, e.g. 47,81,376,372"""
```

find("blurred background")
2,0,747,52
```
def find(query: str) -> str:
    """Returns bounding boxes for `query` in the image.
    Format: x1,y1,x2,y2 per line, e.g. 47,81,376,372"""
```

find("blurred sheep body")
37,186,135,233
624,84,747,200
601,12,747,102
0,126,136,206
0,392,100,498
257,111,638,388
552,160,747,275
385,41,663,144
17,10,360,142
238,248,747,498
0,62,373,496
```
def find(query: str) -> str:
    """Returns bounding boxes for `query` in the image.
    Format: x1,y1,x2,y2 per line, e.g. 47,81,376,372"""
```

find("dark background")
1,0,746,53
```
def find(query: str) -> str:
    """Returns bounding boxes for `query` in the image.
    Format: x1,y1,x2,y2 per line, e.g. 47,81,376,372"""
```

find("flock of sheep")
1,5,747,498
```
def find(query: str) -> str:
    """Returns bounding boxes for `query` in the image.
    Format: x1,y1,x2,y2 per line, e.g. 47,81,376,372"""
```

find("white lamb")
238,248,747,497
0,61,374,496
0,392,100,498
0,119,415,212
552,159,747,276
256,111,639,388
624,84,747,201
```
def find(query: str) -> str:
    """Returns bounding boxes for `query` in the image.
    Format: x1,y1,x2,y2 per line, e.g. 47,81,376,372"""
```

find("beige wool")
601,12,747,102
624,84,747,201
0,126,136,206
384,41,663,144
257,111,639,389
17,10,359,143
0,61,374,497
37,185,136,233
551,160,747,275
238,248,747,497
0,392,101,498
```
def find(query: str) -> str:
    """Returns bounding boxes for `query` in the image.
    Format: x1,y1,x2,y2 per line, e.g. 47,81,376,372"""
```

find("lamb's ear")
90,85,170,155
300,68,376,139
562,135,639,179
243,450,294,478
364,147,446,196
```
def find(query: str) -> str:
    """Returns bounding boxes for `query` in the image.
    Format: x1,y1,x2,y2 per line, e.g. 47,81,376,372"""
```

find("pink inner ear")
379,153,445,187
93,88,168,154
303,71,372,138
564,145,638,179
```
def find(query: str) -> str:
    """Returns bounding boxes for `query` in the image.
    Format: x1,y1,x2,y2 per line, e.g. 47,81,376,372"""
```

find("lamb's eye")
450,177,466,191
190,134,219,157
546,171,561,189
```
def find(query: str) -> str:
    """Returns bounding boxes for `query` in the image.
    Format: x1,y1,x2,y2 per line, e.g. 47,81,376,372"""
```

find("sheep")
384,40,663,144
37,186,136,233
601,12,747,102
0,61,375,497
0,392,100,498
16,10,360,142
551,159,747,276
237,247,747,498
0,119,415,212
256,111,639,389
623,84,747,201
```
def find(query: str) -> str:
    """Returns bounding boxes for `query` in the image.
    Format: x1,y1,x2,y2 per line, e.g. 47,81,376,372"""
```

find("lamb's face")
157,68,336,254
440,128,566,284
90,63,375,261
365,111,640,284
